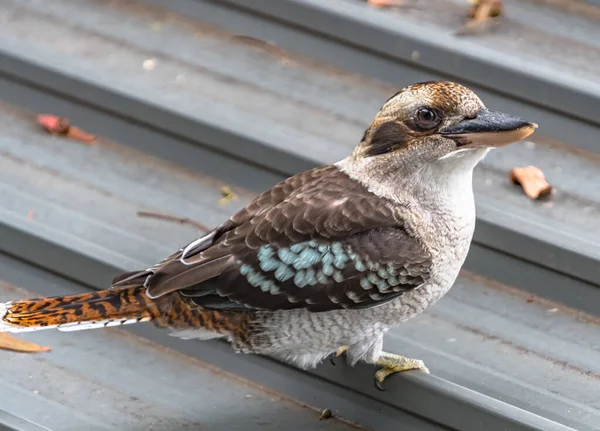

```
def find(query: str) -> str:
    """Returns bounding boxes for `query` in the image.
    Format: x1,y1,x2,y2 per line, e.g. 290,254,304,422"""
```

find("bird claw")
329,345,349,366
372,352,429,391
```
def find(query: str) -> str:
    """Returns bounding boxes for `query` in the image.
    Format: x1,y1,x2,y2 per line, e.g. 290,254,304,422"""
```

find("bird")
0,81,536,389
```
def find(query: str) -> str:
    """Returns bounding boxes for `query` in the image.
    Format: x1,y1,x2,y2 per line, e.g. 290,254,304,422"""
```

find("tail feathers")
0,286,159,333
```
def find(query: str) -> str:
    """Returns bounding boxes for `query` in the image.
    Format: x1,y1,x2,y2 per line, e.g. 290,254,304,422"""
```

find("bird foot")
329,345,349,366
372,352,429,390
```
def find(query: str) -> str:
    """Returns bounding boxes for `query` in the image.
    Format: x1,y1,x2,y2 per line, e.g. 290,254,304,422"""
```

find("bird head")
355,81,537,171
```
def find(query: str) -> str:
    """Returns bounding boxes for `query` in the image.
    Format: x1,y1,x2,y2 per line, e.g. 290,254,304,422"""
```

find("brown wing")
110,166,336,287
113,165,432,312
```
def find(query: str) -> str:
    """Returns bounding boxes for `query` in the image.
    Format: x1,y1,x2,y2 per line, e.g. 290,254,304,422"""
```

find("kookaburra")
1,81,536,389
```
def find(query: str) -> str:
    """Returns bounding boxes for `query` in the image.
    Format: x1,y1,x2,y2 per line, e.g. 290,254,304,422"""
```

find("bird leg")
332,346,428,389
372,352,429,390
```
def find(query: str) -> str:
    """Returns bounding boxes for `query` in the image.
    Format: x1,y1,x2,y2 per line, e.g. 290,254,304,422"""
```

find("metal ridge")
0,45,308,185
0,222,577,431
143,0,600,155
210,0,600,126
0,42,597,316
0,410,51,431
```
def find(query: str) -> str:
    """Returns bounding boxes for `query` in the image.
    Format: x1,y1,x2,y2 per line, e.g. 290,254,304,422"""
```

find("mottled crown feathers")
359,81,485,158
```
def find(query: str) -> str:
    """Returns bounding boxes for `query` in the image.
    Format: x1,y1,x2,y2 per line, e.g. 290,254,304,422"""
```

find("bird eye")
415,107,440,129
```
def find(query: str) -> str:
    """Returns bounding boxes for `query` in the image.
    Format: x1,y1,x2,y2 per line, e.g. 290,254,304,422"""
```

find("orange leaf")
509,165,553,200
0,333,52,353
67,126,97,143
37,114,70,135
37,115,97,144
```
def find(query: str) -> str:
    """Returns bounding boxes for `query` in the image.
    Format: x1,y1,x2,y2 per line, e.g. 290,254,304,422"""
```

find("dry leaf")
510,166,553,200
0,333,51,353
37,114,96,143
37,114,69,135
67,126,97,143
456,0,503,36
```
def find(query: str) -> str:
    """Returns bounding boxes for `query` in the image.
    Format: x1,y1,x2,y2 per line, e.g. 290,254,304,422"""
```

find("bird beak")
440,109,538,148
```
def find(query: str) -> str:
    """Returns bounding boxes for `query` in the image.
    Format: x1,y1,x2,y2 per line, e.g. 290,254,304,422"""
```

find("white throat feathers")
336,148,489,211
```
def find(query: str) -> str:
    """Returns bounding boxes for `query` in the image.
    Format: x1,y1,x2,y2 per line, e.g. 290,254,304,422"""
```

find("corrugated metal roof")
0,0,599,430
188,0,600,152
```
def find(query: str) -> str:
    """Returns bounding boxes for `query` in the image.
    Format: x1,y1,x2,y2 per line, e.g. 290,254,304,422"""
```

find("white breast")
411,149,489,296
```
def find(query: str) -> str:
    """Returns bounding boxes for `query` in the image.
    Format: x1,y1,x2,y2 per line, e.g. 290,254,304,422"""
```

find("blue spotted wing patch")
182,228,431,312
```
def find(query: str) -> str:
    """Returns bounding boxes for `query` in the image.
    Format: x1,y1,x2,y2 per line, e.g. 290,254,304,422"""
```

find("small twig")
230,35,292,66
136,211,212,232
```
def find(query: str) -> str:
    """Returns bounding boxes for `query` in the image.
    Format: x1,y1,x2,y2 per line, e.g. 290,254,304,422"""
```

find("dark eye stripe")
363,121,411,157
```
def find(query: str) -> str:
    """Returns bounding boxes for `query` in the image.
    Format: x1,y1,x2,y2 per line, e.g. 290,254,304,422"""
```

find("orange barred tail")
0,286,160,333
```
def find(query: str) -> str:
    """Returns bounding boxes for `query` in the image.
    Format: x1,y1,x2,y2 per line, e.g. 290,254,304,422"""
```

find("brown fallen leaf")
37,114,69,135
0,333,52,353
510,165,553,200
456,0,503,36
37,114,97,144
136,211,211,232
466,0,503,19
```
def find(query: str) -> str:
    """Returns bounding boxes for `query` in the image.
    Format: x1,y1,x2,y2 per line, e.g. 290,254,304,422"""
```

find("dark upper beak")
440,109,538,148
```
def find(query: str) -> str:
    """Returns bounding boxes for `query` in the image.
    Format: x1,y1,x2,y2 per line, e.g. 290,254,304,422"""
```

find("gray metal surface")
1,0,599,316
179,0,600,154
0,103,594,430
